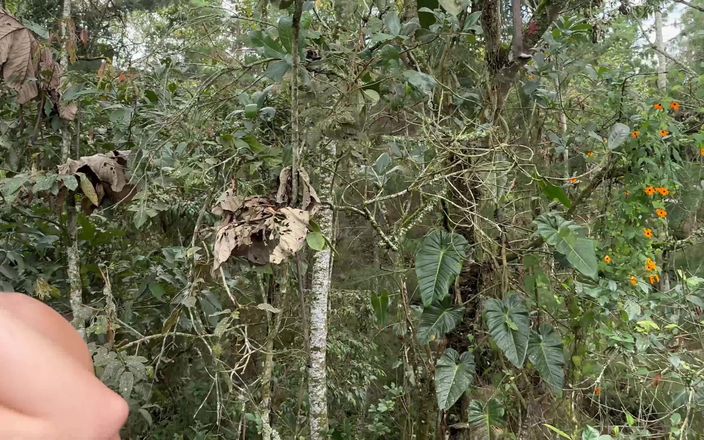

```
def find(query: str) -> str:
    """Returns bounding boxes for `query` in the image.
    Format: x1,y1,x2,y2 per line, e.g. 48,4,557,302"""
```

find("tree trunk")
308,139,336,440
61,0,84,337
655,11,667,90
261,273,283,440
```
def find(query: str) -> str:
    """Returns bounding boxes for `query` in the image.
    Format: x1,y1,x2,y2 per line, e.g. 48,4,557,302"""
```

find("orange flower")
585,151,594,158
700,147,704,157
645,186,656,197
594,387,602,397
644,228,654,239
659,130,670,138
631,130,641,139
604,255,613,265
569,178,579,184
656,187,670,196
649,274,661,285
656,208,668,219
670,102,681,112
653,103,664,111
624,190,631,197
646,258,657,272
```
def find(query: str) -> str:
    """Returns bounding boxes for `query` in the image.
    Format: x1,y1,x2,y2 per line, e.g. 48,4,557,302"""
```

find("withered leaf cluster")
58,150,137,214
0,10,76,119
213,167,320,269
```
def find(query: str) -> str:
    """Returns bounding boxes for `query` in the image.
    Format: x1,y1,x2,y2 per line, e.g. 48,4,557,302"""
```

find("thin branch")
674,0,704,13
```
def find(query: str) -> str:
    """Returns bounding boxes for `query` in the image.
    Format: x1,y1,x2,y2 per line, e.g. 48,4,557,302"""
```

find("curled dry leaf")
0,10,73,119
57,150,137,214
213,166,322,269
275,166,320,213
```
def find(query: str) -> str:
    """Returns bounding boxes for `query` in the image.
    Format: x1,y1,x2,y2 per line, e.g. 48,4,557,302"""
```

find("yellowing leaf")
78,173,100,206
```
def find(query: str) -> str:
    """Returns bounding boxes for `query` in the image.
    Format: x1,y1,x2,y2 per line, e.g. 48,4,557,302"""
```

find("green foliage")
527,324,565,395
415,230,468,306
434,348,475,410
484,294,530,368
417,301,464,343
467,399,505,440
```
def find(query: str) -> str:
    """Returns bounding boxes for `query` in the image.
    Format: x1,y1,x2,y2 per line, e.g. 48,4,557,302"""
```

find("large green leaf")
555,233,597,279
468,399,505,439
528,325,565,395
538,179,572,208
415,230,468,306
418,302,464,343
484,294,529,368
535,214,597,279
435,348,475,410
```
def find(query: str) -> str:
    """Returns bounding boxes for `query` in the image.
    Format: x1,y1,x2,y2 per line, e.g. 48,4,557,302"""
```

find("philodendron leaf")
484,293,529,368
415,230,468,306
435,348,475,410
528,324,565,395
468,399,505,440
418,302,464,343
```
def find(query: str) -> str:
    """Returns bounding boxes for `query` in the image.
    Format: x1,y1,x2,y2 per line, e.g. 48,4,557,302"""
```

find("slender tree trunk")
655,11,667,90
308,139,336,440
261,273,283,440
61,0,84,337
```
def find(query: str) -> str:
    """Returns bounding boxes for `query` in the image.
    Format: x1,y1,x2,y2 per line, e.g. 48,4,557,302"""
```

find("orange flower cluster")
643,228,654,239
569,178,580,184
604,255,613,265
656,208,668,219
594,387,602,397
646,258,657,272
670,102,681,112
653,103,665,111
645,186,670,198
659,130,670,138
630,276,638,286
700,147,704,157
631,130,641,140
585,151,594,158
649,274,661,285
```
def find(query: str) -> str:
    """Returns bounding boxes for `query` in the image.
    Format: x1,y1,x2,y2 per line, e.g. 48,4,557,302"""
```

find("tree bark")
261,273,283,440
61,0,85,338
308,139,336,440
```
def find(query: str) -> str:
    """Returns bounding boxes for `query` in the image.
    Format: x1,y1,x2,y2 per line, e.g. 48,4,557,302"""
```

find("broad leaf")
403,70,437,94
538,179,572,208
484,294,529,368
306,231,326,251
528,325,565,395
371,292,390,326
468,399,505,440
435,348,475,410
608,123,630,150
439,0,464,16
555,233,597,279
415,230,468,306
418,302,464,343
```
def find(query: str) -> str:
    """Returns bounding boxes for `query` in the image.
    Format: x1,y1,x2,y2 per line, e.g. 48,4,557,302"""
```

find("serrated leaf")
484,294,529,368
435,348,475,410
608,123,630,150
415,230,468,306
468,399,505,439
78,173,99,206
418,302,464,343
528,325,565,395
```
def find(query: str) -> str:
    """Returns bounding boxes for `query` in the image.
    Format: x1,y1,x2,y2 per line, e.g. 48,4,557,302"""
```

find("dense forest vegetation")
2,0,704,438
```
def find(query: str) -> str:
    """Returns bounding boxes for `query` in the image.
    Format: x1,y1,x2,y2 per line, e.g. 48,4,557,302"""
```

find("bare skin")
0,292,128,440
